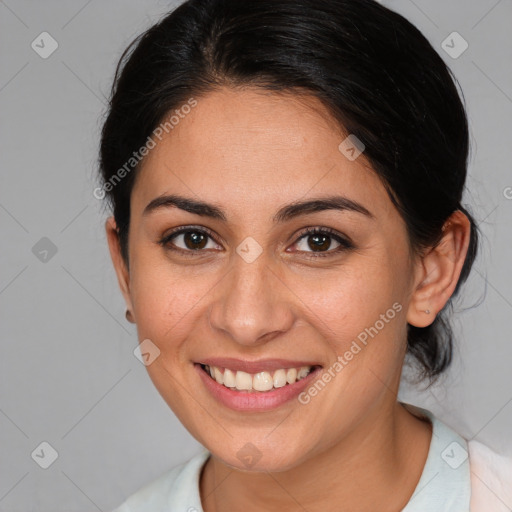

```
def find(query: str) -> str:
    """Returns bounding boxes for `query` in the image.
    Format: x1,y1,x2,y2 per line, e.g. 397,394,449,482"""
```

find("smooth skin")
106,87,471,511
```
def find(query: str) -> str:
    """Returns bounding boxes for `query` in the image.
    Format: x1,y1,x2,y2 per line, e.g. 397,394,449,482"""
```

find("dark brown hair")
98,0,480,384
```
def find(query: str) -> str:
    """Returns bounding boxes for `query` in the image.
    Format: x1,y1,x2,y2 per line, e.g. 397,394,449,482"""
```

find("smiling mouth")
199,363,322,393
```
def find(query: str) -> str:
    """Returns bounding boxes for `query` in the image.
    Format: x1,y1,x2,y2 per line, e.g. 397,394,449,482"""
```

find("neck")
200,401,432,512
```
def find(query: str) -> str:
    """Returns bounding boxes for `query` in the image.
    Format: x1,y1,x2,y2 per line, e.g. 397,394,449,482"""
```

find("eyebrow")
142,194,375,222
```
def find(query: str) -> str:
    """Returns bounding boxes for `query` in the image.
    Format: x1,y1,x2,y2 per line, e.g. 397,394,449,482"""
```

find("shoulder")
468,439,512,512
110,449,210,512
110,466,183,512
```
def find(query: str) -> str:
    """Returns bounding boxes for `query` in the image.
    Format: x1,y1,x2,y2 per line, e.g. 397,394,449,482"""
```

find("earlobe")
105,216,133,315
406,256,439,327
406,211,471,328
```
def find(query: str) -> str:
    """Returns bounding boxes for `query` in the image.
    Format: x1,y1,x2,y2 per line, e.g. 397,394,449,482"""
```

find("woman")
98,0,511,510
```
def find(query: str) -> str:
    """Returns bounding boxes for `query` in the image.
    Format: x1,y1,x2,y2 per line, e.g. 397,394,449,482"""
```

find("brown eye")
305,233,336,252
291,227,353,257
159,226,222,255
182,231,208,250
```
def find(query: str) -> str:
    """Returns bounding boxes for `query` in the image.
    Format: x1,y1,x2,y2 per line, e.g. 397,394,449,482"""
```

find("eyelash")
158,225,354,259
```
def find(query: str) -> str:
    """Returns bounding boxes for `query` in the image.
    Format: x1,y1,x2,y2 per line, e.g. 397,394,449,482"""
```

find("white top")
112,403,512,511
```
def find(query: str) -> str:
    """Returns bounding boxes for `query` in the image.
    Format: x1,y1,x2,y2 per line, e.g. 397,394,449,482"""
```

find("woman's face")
112,87,422,471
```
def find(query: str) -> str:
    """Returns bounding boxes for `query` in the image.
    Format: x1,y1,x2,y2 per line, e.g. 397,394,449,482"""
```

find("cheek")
297,260,408,402
128,259,214,353
298,260,403,344
299,267,407,417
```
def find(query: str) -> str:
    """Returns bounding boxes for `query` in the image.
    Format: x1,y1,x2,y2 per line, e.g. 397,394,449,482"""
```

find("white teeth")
253,371,274,391
213,367,224,385
235,371,253,390
286,368,297,384
223,368,236,388
297,366,310,380
203,364,315,392
273,369,287,388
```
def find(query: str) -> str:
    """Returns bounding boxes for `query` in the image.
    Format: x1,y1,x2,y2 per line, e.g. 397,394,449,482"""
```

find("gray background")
1,0,511,510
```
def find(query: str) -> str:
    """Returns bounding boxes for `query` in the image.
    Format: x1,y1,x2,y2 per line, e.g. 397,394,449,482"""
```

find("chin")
209,441,308,473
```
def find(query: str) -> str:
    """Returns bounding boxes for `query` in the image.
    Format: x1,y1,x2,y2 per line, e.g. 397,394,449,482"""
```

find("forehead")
131,87,394,221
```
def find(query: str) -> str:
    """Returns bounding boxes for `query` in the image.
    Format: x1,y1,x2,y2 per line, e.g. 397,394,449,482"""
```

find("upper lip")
197,357,322,374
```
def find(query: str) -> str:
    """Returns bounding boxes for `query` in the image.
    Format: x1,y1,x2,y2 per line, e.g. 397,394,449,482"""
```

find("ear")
105,216,133,316
407,210,471,328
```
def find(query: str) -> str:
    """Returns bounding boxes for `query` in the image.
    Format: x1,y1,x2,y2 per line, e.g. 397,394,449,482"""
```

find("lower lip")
194,363,323,412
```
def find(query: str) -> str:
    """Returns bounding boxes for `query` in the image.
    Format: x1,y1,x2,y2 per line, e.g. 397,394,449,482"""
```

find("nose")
208,250,295,347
